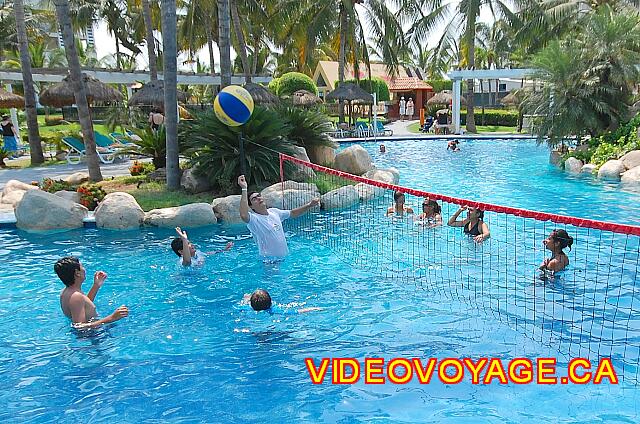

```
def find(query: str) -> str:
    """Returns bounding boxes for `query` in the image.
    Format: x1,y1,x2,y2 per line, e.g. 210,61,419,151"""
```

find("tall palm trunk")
218,0,231,88
479,79,485,125
230,1,251,83
465,19,477,133
338,4,347,124
14,0,44,164
114,36,121,70
206,25,216,76
54,0,102,181
251,36,259,76
161,0,179,190
142,0,158,81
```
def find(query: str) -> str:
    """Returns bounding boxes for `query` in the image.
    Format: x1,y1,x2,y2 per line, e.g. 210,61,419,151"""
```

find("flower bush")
77,184,106,210
129,161,155,176
40,178,72,193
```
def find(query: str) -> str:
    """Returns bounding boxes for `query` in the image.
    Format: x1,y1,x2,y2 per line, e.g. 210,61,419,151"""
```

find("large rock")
321,185,360,210
621,150,640,171
621,166,640,185
564,157,583,174
261,181,320,210
597,160,625,180
212,194,243,224
354,183,386,202
1,189,28,207
334,145,373,175
581,164,597,174
307,145,337,166
363,168,400,185
2,179,38,197
63,172,89,185
94,192,144,230
289,146,316,181
180,168,213,194
15,190,87,231
55,190,80,204
549,150,563,167
145,203,217,227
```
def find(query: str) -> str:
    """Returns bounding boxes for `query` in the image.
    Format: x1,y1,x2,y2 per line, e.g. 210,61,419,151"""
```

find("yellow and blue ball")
214,85,254,126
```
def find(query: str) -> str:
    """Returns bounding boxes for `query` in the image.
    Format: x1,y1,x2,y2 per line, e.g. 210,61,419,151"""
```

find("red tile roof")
387,77,433,91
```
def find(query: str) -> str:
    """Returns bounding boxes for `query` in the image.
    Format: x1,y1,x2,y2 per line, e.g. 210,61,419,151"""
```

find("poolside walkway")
0,160,135,190
385,119,419,136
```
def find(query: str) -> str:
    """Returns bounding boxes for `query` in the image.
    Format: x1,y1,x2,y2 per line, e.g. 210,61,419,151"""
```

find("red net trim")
280,153,640,236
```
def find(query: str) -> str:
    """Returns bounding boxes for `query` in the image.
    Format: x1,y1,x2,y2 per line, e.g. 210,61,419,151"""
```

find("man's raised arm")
290,198,320,218
238,175,250,223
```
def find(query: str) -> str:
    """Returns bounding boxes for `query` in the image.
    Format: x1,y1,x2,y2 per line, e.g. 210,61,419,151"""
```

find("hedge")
337,77,390,101
268,77,280,95
276,72,317,96
460,109,518,126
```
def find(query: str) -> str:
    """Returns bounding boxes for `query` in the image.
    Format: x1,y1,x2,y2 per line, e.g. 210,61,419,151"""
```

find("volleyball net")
279,153,640,383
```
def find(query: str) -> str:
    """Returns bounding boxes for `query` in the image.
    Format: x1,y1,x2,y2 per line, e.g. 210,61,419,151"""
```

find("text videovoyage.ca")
305,357,619,385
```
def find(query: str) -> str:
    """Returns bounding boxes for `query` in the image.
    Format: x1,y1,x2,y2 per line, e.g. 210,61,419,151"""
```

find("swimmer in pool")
416,198,443,227
245,289,321,314
172,227,233,267
448,205,490,243
55,256,128,328
386,191,414,217
539,229,573,273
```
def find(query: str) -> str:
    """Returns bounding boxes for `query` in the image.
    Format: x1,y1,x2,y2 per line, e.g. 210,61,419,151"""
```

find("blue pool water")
2,139,640,422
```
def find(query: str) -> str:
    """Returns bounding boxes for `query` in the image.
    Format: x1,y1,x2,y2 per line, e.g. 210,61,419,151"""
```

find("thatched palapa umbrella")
326,83,374,125
427,89,466,106
292,89,321,107
39,73,124,107
0,88,25,109
128,80,189,110
243,82,278,106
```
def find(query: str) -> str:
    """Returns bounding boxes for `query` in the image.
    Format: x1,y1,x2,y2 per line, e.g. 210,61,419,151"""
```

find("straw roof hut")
0,88,25,109
292,89,321,107
39,73,124,107
326,83,374,103
427,90,466,106
243,82,278,106
128,80,189,110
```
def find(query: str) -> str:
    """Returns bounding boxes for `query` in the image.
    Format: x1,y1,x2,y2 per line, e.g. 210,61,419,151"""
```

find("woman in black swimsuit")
447,205,490,243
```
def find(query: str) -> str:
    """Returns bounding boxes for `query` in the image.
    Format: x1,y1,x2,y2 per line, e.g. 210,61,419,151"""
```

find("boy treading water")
245,289,321,315
172,227,233,267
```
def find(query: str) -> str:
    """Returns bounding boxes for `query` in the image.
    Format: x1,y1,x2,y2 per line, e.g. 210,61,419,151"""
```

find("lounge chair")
372,121,393,136
61,136,116,164
354,121,371,138
94,131,130,161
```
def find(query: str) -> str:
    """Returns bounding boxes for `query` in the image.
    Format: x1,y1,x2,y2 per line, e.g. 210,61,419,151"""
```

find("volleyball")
214,85,254,126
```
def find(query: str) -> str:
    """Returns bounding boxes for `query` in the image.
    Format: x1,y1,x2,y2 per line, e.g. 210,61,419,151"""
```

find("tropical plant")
13,0,44,164
180,106,298,189
124,126,169,169
277,72,318,96
53,0,102,181
276,106,336,150
129,160,155,176
40,178,73,193
0,147,9,168
77,183,107,210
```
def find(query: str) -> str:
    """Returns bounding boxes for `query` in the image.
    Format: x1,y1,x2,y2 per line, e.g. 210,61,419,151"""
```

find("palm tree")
179,0,218,77
404,0,516,133
161,0,180,190
230,0,251,83
218,0,231,88
13,0,44,164
141,0,158,80
53,0,102,181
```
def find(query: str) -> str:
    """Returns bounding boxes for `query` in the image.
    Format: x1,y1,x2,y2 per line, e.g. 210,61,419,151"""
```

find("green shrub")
568,114,640,166
277,72,317,96
268,77,280,95
276,106,336,150
307,174,355,194
129,160,155,176
340,77,390,101
123,126,171,169
77,183,106,210
0,147,9,168
180,106,298,189
427,80,453,92
460,109,518,126
40,178,73,193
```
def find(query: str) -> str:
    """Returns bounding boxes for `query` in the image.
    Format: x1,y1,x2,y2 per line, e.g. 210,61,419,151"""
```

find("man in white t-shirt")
238,175,320,258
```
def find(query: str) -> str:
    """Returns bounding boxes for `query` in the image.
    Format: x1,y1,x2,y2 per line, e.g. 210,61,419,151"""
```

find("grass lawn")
407,121,521,134
35,115,110,136
4,157,66,169
98,176,212,211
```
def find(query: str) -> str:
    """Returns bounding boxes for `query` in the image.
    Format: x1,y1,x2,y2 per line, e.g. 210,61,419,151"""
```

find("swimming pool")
2,139,640,422
355,138,640,225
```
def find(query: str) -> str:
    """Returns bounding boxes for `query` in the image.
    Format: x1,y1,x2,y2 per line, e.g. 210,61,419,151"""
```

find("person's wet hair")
54,256,81,287
250,289,272,311
171,238,184,256
248,192,260,208
423,199,441,214
552,229,574,251
470,207,484,220
393,191,405,202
